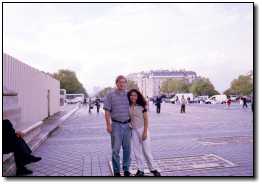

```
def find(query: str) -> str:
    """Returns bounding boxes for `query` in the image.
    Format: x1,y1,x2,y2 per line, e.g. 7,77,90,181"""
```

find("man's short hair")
115,75,127,84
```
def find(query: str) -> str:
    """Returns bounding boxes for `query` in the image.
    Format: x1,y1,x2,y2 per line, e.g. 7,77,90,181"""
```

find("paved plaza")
26,102,253,176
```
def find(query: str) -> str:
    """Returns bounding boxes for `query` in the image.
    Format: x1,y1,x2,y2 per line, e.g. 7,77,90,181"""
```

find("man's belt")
112,118,131,124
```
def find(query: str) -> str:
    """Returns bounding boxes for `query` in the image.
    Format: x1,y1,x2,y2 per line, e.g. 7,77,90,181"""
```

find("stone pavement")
26,102,253,176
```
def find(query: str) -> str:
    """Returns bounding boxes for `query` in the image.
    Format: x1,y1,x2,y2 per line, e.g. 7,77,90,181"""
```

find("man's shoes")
114,172,121,176
16,167,33,176
29,155,42,163
135,170,144,176
124,171,131,176
151,170,161,176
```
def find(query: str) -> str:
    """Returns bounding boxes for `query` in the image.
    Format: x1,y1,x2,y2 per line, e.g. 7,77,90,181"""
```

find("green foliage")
189,77,219,96
97,87,114,98
53,69,88,96
161,77,219,96
96,80,138,98
224,74,253,96
160,79,190,94
127,80,139,90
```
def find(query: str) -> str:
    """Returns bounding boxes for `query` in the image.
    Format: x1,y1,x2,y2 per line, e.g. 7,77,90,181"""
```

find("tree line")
161,72,253,97
52,69,88,97
224,73,253,96
160,77,219,97
50,69,253,98
96,80,139,98
51,69,139,98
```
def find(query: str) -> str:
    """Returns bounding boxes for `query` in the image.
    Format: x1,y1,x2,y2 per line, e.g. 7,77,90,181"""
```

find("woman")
226,96,232,108
127,89,161,176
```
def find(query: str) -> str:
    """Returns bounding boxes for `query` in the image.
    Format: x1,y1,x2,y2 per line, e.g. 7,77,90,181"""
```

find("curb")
31,106,80,151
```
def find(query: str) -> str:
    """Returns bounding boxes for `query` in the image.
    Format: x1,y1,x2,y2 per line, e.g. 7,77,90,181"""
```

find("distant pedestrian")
155,96,162,114
239,97,243,105
227,97,232,108
180,95,186,113
95,98,101,113
175,96,179,104
83,98,87,107
89,98,93,113
187,97,191,104
242,97,248,109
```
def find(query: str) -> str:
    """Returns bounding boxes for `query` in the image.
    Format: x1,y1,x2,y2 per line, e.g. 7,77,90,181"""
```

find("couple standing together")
103,75,161,176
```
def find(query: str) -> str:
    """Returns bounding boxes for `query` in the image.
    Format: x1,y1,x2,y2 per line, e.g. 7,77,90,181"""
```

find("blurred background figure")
155,96,162,114
242,96,248,109
95,97,101,113
227,96,232,109
180,95,186,113
89,97,93,113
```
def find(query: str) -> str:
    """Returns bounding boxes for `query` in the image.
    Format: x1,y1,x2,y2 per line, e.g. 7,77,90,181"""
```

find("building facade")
127,70,197,98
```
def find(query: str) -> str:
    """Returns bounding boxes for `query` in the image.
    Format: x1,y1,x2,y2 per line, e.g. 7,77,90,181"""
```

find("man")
155,96,162,114
3,119,42,176
181,95,186,113
103,75,131,176
242,96,248,109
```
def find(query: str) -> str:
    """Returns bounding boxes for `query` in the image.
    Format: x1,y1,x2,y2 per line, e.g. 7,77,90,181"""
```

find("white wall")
3,53,60,130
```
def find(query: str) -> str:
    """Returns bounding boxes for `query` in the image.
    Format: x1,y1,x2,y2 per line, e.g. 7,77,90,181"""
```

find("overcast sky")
3,3,253,95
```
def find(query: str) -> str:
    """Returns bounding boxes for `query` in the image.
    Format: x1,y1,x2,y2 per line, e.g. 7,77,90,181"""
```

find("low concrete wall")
3,53,60,131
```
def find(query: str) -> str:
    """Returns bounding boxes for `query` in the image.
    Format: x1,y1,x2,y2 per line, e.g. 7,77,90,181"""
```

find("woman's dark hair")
127,89,147,108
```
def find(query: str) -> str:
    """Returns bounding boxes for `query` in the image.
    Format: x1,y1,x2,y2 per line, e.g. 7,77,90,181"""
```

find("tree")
160,79,190,94
96,87,114,98
160,79,174,95
189,77,219,96
96,80,139,98
127,80,139,90
224,74,253,96
53,69,88,97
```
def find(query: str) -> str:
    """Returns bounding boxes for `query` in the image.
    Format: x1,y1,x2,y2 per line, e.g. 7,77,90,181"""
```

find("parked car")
193,96,209,104
205,95,227,104
228,95,239,102
162,95,175,103
163,98,172,103
169,96,178,104
170,93,194,104
66,97,83,104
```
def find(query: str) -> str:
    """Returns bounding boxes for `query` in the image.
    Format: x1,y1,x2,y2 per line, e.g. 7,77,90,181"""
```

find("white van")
205,95,227,104
66,94,84,104
170,93,194,104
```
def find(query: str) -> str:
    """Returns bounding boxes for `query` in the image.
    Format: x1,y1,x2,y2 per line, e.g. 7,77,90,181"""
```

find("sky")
3,3,253,95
